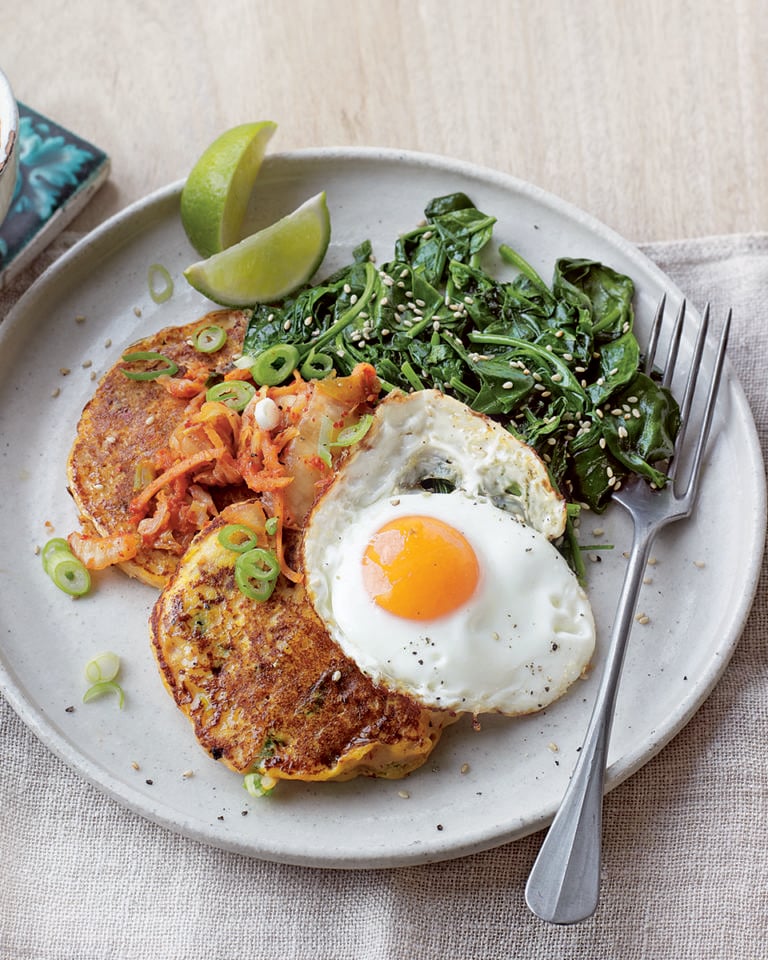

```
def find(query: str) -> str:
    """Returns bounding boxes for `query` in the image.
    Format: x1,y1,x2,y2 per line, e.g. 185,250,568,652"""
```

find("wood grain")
3,0,767,241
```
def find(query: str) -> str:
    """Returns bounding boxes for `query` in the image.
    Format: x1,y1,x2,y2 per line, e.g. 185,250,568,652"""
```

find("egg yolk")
361,515,480,621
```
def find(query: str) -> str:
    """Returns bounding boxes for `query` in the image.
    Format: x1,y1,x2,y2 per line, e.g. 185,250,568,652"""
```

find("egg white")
303,391,595,715
306,489,594,715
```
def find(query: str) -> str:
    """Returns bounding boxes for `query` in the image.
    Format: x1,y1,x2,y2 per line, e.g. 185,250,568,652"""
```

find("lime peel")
183,191,331,306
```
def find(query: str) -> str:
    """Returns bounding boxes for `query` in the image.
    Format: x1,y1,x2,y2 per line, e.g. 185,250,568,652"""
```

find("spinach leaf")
241,194,680,520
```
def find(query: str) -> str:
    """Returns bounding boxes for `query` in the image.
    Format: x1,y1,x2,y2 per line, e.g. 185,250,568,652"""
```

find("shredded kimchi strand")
130,449,219,516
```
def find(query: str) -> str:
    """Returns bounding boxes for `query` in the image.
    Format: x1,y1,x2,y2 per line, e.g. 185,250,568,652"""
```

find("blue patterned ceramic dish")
0,100,109,289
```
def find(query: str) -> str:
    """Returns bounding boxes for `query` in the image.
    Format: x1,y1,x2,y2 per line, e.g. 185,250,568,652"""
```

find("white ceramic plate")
0,149,763,869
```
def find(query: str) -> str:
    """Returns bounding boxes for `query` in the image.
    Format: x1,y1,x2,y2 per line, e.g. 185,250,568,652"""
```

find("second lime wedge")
183,191,331,306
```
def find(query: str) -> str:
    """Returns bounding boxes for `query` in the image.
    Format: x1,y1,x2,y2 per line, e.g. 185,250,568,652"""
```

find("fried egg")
303,390,595,716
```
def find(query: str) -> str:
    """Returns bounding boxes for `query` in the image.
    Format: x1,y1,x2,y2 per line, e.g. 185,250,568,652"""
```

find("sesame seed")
398,790,410,799
51,387,60,398
133,306,142,318
59,367,71,376
343,283,352,294
284,319,292,331
332,669,342,682
693,560,706,569
460,763,470,775
104,338,112,348
635,613,650,625
75,314,86,324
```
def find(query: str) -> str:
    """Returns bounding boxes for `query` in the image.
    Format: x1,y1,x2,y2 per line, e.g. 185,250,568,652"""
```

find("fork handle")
524,523,656,924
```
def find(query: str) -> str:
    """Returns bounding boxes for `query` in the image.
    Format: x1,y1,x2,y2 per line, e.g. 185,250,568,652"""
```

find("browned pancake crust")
66,310,249,586
150,516,455,781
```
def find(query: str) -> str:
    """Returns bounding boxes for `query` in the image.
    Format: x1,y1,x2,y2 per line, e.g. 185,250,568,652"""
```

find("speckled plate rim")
0,147,764,869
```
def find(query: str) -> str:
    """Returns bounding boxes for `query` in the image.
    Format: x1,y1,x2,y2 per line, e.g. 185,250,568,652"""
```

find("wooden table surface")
3,0,766,245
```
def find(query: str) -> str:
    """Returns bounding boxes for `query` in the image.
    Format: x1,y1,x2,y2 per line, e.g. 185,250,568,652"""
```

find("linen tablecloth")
1,231,766,960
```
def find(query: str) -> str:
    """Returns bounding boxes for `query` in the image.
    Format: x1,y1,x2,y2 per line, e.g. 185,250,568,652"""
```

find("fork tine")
643,294,666,375
679,308,731,500
667,303,709,482
661,299,686,389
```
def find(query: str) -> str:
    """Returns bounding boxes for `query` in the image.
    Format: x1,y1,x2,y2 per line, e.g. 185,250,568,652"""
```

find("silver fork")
524,297,731,925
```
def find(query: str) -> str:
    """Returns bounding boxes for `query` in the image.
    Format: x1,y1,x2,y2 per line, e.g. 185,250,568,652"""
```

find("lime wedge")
183,191,331,306
180,121,277,258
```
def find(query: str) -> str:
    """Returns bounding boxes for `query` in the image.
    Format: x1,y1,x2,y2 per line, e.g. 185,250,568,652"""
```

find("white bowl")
0,67,19,227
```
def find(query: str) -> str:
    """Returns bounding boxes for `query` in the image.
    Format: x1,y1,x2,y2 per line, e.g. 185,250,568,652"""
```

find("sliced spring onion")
83,680,125,709
43,544,91,598
41,538,71,570
299,350,334,380
121,351,179,381
243,772,277,797
148,263,174,303
194,324,227,353
317,415,335,468
217,524,259,553
84,651,121,684
265,516,279,536
205,380,256,411
250,344,300,386
234,548,279,602
317,413,374,467
333,414,373,447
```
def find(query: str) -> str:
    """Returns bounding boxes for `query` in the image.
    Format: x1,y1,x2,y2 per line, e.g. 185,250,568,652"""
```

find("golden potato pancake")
149,505,455,781
67,310,249,587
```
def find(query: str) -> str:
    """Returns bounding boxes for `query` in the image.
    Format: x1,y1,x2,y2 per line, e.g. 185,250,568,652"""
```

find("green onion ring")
217,524,260,554
47,553,91,597
264,516,279,536
194,324,227,353
316,413,374,467
299,350,334,380
205,380,256,411
41,538,71,571
84,651,121,684
333,414,373,447
250,344,300,386
243,772,277,797
235,548,280,602
148,263,174,303
121,351,179,381
83,680,125,709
